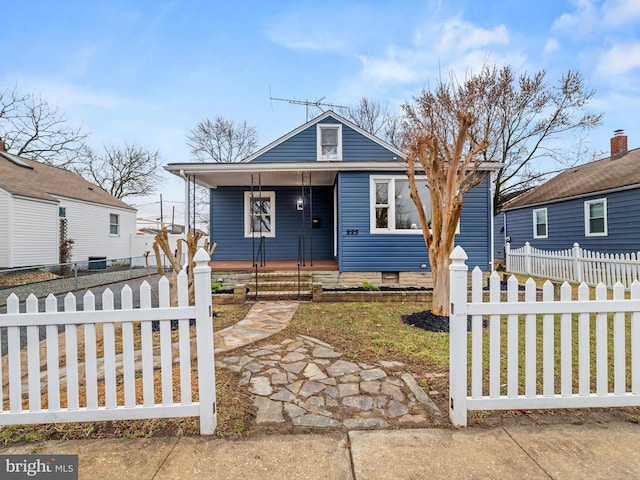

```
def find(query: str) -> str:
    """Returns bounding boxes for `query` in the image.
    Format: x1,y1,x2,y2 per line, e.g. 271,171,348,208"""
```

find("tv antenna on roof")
270,92,347,121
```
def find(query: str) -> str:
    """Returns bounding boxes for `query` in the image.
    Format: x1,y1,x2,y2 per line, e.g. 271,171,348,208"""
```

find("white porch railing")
506,242,640,289
450,246,640,427
0,248,216,435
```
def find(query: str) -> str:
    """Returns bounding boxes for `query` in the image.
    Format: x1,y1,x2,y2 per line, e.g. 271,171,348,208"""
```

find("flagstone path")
215,301,445,429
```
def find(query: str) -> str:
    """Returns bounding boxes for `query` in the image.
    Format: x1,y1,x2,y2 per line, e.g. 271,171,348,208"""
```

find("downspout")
489,171,495,272
179,169,189,235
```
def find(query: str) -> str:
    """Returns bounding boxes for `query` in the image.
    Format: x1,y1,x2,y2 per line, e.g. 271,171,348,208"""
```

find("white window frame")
244,191,276,238
584,198,608,237
369,176,428,234
317,124,342,161
109,213,119,236
532,208,548,239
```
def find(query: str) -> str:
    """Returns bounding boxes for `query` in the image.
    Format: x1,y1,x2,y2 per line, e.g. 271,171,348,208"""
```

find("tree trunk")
429,245,451,316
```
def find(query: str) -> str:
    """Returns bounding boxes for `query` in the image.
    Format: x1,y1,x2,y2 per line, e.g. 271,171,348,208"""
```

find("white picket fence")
449,246,640,427
0,248,216,434
506,242,640,289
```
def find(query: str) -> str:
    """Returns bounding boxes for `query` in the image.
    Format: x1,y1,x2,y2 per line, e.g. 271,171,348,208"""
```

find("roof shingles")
504,147,640,210
0,152,134,210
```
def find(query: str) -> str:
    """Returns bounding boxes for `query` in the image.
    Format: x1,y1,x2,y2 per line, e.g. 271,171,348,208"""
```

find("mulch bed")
402,310,487,333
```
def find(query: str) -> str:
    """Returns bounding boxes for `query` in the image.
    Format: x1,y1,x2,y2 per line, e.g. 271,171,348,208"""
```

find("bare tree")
402,72,494,317
0,86,88,167
78,142,163,199
341,97,403,149
474,66,603,212
186,116,258,163
186,116,259,232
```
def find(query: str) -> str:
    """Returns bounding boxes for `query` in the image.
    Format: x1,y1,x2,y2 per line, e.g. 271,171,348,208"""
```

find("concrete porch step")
248,290,313,300
247,281,313,292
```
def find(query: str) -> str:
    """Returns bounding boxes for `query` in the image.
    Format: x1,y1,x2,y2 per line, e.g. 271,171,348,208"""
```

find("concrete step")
248,281,313,293
251,271,313,283
247,290,313,301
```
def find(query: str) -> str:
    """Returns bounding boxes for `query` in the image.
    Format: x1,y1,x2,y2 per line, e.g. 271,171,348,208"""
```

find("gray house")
501,131,640,254
166,111,500,283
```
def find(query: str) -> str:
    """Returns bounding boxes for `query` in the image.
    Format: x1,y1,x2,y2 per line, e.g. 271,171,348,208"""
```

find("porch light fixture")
296,199,304,211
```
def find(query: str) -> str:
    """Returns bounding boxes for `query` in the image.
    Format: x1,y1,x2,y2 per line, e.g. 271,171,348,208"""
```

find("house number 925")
346,229,359,236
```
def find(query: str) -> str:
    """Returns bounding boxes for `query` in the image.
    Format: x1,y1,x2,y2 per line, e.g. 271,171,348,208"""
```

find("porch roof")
165,160,408,188
164,160,502,188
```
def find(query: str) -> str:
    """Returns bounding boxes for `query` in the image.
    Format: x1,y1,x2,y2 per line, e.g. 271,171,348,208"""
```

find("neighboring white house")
0,145,136,268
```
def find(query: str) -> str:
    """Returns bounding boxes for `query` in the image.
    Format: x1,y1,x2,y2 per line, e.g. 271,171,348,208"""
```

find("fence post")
524,242,532,275
449,245,469,427
505,242,511,272
573,243,583,283
193,247,216,435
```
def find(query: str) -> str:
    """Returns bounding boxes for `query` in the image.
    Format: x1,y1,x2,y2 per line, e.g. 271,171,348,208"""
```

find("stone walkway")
214,302,299,353
215,302,445,430
5,300,446,430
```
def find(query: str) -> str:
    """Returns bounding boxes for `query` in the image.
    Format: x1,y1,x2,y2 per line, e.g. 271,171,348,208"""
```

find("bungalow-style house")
501,131,640,254
0,142,136,268
165,111,499,285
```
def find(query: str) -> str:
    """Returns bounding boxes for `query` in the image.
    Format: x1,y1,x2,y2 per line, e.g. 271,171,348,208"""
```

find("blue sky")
3,0,640,224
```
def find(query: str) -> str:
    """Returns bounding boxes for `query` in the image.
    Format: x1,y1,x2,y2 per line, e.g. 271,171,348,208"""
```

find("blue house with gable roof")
166,111,499,283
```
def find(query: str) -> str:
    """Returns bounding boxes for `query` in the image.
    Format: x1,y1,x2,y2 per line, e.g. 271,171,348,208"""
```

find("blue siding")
210,186,334,261
505,187,640,254
251,116,398,163
336,172,492,272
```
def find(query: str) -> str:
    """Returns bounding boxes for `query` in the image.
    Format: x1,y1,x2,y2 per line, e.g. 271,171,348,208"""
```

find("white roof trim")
165,160,502,175
241,110,406,162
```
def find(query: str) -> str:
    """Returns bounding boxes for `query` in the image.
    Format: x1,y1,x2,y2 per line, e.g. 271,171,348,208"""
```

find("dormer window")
317,124,342,161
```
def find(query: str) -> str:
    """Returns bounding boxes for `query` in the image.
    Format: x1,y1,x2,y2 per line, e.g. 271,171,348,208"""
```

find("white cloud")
544,39,560,55
436,19,509,55
12,76,144,112
603,0,640,26
597,43,640,75
359,56,420,85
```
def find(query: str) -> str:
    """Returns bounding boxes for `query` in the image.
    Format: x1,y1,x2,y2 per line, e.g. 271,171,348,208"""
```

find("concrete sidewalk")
2,422,639,479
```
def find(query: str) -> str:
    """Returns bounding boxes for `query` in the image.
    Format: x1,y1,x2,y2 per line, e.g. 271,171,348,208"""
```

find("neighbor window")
533,208,548,238
59,207,66,218
244,191,276,237
109,213,119,235
317,124,342,161
585,198,607,236
370,176,433,234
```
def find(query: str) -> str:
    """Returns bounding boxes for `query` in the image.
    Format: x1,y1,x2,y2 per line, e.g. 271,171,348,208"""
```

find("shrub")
211,281,223,294
362,281,380,291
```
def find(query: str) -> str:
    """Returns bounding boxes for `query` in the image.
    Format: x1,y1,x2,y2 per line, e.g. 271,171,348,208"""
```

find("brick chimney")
611,129,628,157
0,138,5,152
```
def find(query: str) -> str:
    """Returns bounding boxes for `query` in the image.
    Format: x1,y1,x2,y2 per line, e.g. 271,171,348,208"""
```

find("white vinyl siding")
533,208,548,239
584,198,608,237
0,189,11,267
11,197,59,267
55,197,136,262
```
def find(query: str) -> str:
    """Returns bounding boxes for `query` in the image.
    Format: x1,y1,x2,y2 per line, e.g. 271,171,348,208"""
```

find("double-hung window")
370,176,432,233
533,208,548,238
244,191,275,237
585,198,607,236
109,213,119,236
317,124,342,161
